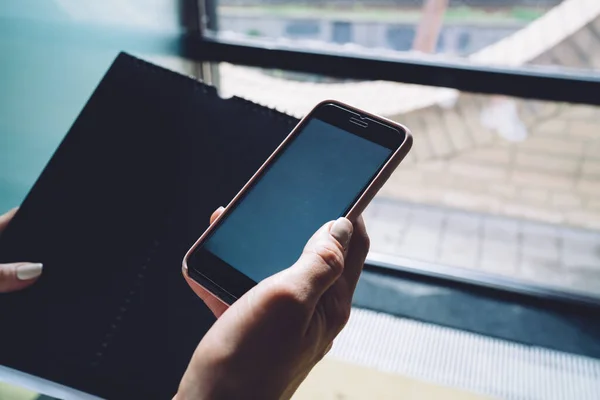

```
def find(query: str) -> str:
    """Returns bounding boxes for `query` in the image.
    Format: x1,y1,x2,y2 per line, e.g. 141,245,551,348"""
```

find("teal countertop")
0,0,184,212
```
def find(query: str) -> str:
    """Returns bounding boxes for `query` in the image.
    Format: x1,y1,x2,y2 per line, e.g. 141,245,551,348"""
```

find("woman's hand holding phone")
176,208,370,400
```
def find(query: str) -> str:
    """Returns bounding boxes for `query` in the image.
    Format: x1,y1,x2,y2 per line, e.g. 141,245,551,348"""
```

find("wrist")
176,366,241,400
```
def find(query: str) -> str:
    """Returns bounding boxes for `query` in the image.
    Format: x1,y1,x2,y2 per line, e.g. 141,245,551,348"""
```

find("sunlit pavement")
365,197,600,296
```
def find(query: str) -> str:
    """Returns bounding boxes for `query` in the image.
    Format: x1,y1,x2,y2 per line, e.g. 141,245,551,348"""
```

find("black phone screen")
188,103,405,301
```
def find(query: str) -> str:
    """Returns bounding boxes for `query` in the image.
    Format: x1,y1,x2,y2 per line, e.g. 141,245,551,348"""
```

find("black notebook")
0,53,299,399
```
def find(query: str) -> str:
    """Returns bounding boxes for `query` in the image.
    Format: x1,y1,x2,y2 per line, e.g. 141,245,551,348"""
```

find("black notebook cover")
0,53,299,399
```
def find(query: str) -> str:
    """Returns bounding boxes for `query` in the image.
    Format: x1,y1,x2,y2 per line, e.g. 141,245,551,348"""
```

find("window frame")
188,0,600,105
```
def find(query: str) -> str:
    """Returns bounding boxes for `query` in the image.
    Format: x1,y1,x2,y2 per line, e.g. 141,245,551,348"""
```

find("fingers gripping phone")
183,100,412,305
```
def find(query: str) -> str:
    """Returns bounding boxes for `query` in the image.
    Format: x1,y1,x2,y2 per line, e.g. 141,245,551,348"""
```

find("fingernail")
16,263,43,280
330,218,353,249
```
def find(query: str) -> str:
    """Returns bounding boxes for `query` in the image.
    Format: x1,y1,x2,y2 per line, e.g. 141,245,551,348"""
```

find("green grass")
246,28,263,37
510,7,545,21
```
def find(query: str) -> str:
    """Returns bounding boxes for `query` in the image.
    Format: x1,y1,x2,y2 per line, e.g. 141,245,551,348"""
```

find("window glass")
211,0,600,297
217,61,600,298
214,0,600,72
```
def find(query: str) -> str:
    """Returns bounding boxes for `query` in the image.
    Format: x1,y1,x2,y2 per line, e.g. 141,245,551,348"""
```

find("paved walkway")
364,198,600,296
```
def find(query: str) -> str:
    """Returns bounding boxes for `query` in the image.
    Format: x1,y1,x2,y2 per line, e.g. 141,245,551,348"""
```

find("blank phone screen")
202,118,393,283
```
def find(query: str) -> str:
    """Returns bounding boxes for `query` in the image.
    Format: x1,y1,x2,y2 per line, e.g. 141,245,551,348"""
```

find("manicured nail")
330,218,353,249
16,263,43,280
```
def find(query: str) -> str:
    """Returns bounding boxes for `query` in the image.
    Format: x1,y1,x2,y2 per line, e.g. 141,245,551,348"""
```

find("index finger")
0,208,18,234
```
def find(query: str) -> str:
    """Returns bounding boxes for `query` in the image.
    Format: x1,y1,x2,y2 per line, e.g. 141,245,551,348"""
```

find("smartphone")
183,100,412,305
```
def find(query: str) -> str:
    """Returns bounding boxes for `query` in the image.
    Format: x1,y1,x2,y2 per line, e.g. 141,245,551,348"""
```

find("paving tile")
442,191,503,214
587,199,600,212
576,179,600,196
438,237,479,269
480,242,519,276
511,170,573,191
519,188,549,205
520,99,562,123
411,130,435,161
561,229,600,271
397,230,440,263
442,109,473,152
437,213,481,268
514,222,565,286
567,269,600,297
551,192,582,208
521,222,560,260
515,151,579,175
460,147,512,165
583,140,600,161
366,200,411,222
385,169,425,187
422,109,455,157
397,208,445,263
410,207,446,229
517,136,584,157
582,159,600,178
444,213,481,238
488,184,517,200
365,202,412,256
482,217,519,244
379,185,447,205
365,198,600,295
455,97,494,145
569,121,600,140
369,227,403,256
519,254,565,288
502,202,564,225
561,103,600,121
443,174,493,195
368,218,408,255
532,118,569,136
448,162,508,182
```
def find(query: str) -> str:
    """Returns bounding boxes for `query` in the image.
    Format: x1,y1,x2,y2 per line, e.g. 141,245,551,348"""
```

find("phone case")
183,100,413,306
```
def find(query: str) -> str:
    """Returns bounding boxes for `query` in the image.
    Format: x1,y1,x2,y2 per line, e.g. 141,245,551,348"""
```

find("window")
284,20,321,38
217,61,600,297
332,21,353,44
205,0,600,300
458,30,470,52
386,26,416,51
212,0,597,72
3,0,599,298
5,0,597,297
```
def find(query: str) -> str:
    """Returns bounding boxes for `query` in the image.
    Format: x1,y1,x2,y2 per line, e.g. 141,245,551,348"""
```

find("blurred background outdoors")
1,1,600,399
2,0,599,297
212,0,600,297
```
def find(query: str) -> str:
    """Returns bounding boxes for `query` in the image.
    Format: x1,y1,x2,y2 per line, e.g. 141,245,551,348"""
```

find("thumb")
0,263,43,293
286,218,353,305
